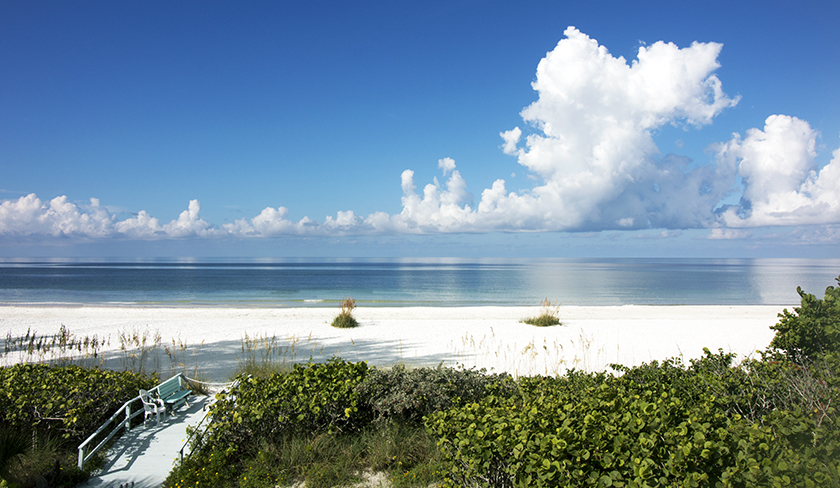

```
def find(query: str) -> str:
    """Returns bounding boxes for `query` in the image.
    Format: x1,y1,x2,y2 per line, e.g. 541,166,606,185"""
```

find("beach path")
78,395,212,488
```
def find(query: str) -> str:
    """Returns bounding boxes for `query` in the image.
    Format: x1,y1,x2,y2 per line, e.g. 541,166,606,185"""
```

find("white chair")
139,389,165,425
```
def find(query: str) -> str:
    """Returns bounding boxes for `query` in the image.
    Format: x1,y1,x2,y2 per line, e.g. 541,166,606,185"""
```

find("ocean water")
0,258,837,307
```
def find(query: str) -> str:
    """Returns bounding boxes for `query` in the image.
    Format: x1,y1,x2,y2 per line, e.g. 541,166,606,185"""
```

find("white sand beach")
1,305,786,381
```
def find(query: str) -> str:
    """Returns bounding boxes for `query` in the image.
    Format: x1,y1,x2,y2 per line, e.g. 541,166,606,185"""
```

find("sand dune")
0,305,785,381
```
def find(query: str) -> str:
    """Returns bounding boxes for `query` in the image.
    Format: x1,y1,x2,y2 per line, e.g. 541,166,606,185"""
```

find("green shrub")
0,364,155,487
164,445,241,488
0,427,28,478
331,297,359,328
168,415,442,488
771,275,840,361
520,298,562,326
331,313,359,329
1,433,91,488
520,315,561,327
356,364,515,424
169,359,456,487
200,358,370,453
0,363,156,445
427,355,840,487
164,269,840,487
171,358,371,487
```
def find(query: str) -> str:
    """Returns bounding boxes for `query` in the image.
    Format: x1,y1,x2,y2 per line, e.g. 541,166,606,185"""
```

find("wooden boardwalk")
78,396,213,488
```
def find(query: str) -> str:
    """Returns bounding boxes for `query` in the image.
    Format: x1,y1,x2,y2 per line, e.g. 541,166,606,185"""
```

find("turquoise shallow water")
0,258,837,307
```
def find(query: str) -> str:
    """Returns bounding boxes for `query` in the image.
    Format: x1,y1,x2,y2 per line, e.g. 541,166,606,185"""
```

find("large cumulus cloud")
396,26,741,232
715,115,840,227
392,27,839,234
1,27,838,241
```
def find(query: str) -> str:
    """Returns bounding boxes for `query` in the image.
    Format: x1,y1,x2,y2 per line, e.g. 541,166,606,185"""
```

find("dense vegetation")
165,359,511,487
2,277,838,487
770,279,840,362
0,364,157,487
168,277,840,487
428,350,838,487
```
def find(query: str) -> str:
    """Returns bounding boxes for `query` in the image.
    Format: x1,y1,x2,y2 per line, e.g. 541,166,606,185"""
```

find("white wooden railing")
77,393,145,470
77,374,235,471
77,372,192,470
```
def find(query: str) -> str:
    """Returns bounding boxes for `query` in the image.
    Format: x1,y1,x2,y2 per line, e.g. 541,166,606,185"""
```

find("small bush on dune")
356,363,515,424
771,276,840,362
331,297,359,329
428,281,840,488
521,298,562,326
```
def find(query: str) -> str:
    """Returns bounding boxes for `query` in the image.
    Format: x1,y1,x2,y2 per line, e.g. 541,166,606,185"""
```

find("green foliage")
167,420,442,488
356,364,515,424
331,297,360,328
164,272,840,487
427,353,840,487
390,458,445,488
331,313,359,329
520,315,561,327
0,427,28,478
168,349,839,487
771,275,840,361
200,357,369,457
168,360,463,487
520,298,562,327
0,363,156,445
164,445,241,488
0,364,154,486
1,434,90,488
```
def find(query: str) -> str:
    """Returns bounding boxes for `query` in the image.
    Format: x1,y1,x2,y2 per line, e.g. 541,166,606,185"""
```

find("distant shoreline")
0,300,800,309
2,258,833,307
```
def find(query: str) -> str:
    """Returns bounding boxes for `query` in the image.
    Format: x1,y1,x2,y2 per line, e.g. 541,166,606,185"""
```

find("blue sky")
1,0,839,258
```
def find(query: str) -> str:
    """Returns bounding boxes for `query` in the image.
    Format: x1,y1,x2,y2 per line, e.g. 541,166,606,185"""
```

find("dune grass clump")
234,332,301,379
331,297,359,329
520,298,562,327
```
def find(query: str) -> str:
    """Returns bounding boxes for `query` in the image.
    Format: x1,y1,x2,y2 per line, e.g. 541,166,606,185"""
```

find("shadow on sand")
89,334,461,383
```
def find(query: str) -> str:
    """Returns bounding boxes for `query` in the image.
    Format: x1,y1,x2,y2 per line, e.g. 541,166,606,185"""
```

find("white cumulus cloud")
715,115,840,227
0,194,115,237
394,164,476,232
387,27,839,235
2,27,839,243
392,26,740,232
437,157,457,176
1,197,225,239
115,210,163,237
162,200,220,238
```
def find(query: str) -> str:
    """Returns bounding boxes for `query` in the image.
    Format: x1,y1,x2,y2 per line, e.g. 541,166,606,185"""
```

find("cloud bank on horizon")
2,27,838,240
